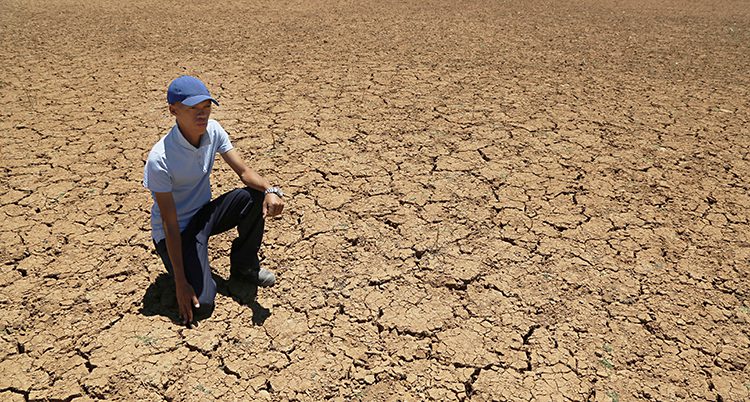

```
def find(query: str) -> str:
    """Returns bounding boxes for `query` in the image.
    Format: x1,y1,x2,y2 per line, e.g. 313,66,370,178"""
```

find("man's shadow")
141,273,271,326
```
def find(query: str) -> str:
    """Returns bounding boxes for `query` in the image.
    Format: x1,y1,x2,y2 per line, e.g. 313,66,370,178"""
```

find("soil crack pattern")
1,0,749,401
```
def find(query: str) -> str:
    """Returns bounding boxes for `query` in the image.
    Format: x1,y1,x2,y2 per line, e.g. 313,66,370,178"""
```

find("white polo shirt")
143,119,233,241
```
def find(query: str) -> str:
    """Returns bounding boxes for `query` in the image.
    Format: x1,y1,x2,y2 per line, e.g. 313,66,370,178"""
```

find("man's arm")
221,149,284,218
153,191,199,325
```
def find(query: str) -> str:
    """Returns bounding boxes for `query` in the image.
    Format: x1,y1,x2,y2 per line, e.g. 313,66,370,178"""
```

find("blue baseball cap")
167,75,219,106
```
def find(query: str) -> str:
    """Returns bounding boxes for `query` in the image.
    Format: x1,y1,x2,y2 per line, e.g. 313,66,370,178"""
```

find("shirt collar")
171,124,208,151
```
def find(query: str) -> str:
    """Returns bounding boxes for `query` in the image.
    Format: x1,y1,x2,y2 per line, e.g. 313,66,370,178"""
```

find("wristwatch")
265,186,284,198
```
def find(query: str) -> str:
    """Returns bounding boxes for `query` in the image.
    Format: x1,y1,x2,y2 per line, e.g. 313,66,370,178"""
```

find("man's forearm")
163,222,187,284
240,169,271,192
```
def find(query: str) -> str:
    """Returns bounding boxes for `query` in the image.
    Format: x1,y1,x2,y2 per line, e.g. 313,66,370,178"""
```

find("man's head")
167,75,218,107
167,76,218,136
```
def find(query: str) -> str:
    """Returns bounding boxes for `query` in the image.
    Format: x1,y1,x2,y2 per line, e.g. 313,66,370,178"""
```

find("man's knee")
235,187,264,215
227,187,260,205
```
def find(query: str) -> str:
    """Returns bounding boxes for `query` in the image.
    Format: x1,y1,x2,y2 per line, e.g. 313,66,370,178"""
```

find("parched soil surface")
1,0,749,401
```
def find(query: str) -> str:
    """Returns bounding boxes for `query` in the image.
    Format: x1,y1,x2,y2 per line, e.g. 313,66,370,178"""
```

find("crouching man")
143,75,284,325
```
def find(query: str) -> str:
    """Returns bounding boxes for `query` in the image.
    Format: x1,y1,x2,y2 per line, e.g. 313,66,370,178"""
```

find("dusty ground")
1,0,749,400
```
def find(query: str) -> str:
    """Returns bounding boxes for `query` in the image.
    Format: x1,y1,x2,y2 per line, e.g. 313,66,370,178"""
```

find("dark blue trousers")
154,187,265,306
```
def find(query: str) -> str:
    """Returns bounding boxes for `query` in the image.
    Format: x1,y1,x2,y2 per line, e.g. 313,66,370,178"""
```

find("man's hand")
263,193,284,218
175,279,200,326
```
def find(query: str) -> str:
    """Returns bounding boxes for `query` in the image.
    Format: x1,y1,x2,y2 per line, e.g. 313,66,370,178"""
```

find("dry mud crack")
1,0,749,401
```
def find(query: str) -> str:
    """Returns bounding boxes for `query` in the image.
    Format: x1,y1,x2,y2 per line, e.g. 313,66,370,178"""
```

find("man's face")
170,100,212,134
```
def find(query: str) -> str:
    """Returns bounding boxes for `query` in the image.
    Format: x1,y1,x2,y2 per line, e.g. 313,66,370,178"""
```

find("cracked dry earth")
1,0,749,401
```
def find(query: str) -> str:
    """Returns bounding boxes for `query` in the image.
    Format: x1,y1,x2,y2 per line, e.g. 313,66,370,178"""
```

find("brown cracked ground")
1,0,749,401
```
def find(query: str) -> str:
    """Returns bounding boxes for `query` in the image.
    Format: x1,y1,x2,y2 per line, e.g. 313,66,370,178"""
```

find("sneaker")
255,268,276,287
232,267,276,287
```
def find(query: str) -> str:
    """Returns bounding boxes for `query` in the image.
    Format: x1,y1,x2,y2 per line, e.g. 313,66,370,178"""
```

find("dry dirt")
1,0,749,401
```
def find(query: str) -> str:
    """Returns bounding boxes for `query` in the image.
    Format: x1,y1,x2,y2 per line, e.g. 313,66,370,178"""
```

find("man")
143,75,284,325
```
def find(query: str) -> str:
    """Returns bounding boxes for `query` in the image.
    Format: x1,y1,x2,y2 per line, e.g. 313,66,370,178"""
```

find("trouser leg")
154,187,265,306
154,231,215,307
229,189,265,275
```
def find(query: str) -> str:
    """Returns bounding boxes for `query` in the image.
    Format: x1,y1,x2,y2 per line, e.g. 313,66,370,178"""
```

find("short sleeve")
214,122,234,154
143,155,172,193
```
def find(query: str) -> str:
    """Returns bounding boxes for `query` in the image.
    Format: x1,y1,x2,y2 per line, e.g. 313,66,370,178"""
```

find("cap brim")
180,95,219,106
